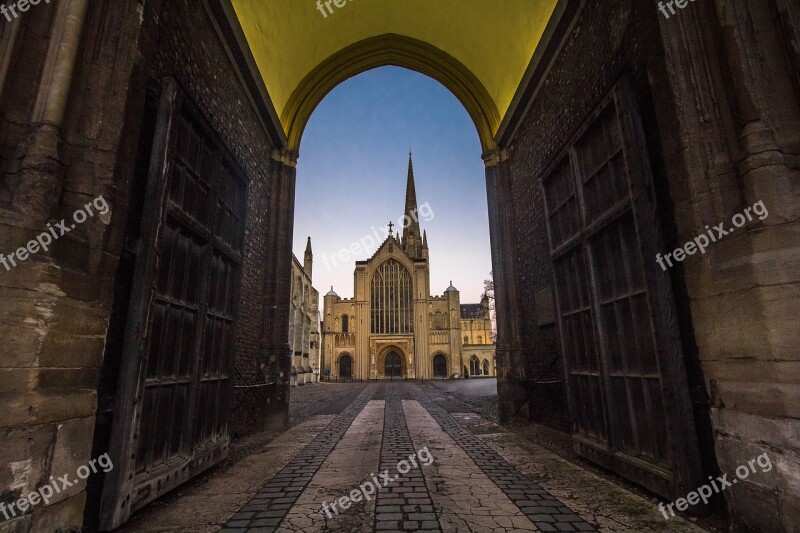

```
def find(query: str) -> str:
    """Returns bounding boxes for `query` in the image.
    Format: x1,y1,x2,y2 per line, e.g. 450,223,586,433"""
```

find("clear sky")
292,66,492,303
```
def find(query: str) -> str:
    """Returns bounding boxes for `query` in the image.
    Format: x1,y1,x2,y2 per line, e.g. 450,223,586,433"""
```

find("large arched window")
469,355,481,376
371,259,413,334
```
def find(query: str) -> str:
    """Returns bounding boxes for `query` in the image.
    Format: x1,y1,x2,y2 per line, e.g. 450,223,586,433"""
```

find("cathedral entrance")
384,351,402,379
339,354,353,379
433,354,447,378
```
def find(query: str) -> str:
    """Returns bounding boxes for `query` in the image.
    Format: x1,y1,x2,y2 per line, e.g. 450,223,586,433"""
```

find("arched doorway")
433,354,447,378
385,351,402,378
339,354,352,379
469,356,481,376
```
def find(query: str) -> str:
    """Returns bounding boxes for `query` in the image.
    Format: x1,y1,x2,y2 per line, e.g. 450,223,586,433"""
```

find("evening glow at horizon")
292,66,492,303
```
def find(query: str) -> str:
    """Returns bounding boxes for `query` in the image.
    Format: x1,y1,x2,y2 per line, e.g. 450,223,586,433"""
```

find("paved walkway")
209,383,702,533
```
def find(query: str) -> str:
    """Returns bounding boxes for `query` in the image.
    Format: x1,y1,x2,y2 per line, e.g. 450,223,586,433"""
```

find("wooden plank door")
542,75,702,498
100,78,247,529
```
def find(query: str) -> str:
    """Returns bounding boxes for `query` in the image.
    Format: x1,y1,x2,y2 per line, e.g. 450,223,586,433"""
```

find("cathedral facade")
323,155,492,380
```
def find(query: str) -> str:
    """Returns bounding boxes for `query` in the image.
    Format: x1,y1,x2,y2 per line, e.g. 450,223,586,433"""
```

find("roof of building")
445,281,458,293
325,286,338,297
460,304,484,319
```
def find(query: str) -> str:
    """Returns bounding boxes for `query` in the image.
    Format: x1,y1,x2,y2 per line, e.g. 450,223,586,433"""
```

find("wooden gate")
339,354,353,379
541,76,702,498
385,351,402,378
433,354,447,378
100,78,247,529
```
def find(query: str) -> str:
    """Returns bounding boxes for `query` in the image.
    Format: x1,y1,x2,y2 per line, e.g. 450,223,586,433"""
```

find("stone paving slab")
454,414,704,533
119,415,336,532
220,386,376,532
403,399,537,532
279,400,385,532
126,382,709,533
409,385,596,532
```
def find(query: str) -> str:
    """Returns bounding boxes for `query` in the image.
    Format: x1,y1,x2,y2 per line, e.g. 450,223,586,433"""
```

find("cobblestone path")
220,383,597,532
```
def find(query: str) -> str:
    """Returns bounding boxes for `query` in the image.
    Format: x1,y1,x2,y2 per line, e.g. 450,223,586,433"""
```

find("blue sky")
292,66,492,303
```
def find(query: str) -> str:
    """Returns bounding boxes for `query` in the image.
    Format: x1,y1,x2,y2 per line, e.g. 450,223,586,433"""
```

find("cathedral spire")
304,236,313,279
402,151,422,257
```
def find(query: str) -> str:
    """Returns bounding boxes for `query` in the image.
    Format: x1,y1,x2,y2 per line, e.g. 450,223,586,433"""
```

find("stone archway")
377,346,408,379
339,353,353,379
281,35,501,156
433,353,448,378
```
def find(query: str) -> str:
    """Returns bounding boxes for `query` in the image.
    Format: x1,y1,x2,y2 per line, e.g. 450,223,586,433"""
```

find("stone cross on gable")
388,221,394,236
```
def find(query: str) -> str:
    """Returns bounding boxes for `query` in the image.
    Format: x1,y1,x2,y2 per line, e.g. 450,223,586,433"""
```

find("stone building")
0,1,796,531
323,156,467,380
460,295,496,377
289,238,320,386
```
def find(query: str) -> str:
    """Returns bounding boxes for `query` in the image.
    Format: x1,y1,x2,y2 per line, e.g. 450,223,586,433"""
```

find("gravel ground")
427,379,500,423
458,393,499,423
289,382,367,426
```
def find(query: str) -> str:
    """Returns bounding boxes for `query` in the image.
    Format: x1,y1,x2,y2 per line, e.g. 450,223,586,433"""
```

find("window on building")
464,336,469,344
477,335,483,344
371,259,413,334
469,356,481,376
342,314,349,333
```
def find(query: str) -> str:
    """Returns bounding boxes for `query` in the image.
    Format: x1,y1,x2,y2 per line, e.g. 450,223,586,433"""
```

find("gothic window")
464,336,469,344
370,259,413,334
342,314,349,333
433,311,444,329
469,356,481,376
477,335,483,344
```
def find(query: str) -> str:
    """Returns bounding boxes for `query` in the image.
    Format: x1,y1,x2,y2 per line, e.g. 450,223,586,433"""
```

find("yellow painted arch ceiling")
232,0,558,152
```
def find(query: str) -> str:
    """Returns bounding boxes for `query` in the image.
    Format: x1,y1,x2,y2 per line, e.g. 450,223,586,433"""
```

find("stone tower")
401,152,423,258
304,236,313,279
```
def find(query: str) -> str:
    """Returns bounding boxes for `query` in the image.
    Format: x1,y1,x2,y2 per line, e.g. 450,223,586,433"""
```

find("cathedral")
322,155,495,380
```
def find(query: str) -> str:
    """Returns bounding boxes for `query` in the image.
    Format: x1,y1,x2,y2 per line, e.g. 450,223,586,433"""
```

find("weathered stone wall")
649,1,800,530
0,1,143,529
0,0,288,529
497,0,799,529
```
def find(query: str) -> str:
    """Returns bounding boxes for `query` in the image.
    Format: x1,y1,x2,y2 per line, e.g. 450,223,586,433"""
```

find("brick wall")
498,0,800,528
501,0,648,430
0,0,287,529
